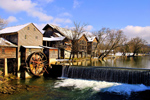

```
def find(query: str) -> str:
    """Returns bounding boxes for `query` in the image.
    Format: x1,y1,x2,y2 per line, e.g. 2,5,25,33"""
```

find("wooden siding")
64,40,72,51
0,47,16,58
18,23,43,47
76,35,87,53
87,42,92,54
49,49,58,58
43,48,58,65
92,38,98,52
87,38,98,55
18,23,43,60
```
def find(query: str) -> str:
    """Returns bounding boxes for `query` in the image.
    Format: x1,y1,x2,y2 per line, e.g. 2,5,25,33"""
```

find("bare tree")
94,28,127,60
93,28,110,58
66,22,87,60
128,37,147,56
0,17,7,30
115,43,129,56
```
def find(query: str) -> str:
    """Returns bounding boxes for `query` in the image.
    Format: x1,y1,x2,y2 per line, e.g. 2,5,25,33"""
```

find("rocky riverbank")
0,71,42,95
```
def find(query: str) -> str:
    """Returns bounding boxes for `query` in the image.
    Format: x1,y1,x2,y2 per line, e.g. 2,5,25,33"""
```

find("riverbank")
0,71,43,95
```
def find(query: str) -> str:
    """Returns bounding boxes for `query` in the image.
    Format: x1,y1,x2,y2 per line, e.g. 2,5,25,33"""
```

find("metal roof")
22,46,43,49
43,24,96,41
0,38,17,47
0,23,30,34
43,36,65,41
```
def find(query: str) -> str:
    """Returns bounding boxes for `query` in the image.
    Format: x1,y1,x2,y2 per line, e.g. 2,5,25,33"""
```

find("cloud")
73,0,80,8
7,16,18,23
122,25,150,44
59,12,72,17
0,0,53,22
45,0,54,3
53,18,72,24
0,0,36,12
85,25,94,31
28,10,53,22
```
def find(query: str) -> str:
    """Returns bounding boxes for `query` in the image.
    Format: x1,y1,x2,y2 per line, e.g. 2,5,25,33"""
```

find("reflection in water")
72,56,150,69
1,56,150,100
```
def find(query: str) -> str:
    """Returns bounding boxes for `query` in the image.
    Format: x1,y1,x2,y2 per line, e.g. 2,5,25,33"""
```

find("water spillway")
62,66,150,86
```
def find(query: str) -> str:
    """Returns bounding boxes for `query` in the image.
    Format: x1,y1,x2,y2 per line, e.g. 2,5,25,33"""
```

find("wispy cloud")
122,25,150,43
53,18,72,24
73,0,80,8
7,16,18,23
59,12,72,17
0,0,53,22
85,25,94,31
44,0,54,3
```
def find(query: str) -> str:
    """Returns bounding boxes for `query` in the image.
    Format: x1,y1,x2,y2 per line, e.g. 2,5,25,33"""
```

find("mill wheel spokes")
28,52,47,76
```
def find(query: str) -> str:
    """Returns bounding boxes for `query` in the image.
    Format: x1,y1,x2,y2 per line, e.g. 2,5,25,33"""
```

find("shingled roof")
0,38,17,47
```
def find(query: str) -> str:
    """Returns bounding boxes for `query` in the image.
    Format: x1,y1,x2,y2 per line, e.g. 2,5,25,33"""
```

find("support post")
77,52,79,58
4,58,8,76
46,41,47,46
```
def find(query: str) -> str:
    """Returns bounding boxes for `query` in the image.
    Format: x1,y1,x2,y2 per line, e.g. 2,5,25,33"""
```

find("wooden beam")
4,58,8,76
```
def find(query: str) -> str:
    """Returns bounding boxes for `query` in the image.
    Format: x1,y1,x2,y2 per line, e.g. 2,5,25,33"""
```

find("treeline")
93,28,149,60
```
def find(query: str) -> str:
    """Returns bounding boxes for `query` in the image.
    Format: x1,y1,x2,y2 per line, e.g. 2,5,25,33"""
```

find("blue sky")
0,0,150,43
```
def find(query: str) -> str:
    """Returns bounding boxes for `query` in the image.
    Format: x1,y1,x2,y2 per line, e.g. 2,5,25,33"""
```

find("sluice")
62,66,150,86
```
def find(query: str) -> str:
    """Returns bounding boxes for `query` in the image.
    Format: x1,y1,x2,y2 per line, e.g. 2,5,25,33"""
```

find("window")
53,50,55,53
25,35,27,39
27,27,30,30
35,36,38,39
2,48,5,54
29,48,31,53
34,28,36,31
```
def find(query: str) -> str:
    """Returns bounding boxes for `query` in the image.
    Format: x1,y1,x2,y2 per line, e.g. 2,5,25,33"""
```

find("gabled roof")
87,36,99,42
43,24,75,39
43,24,90,41
0,23,30,34
43,36,66,41
0,38,17,47
84,32,99,42
79,34,88,41
87,36,96,42
54,32,63,37
0,23,43,35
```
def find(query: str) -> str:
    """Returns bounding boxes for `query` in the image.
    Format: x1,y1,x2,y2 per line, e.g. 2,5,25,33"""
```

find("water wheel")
26,52,47,76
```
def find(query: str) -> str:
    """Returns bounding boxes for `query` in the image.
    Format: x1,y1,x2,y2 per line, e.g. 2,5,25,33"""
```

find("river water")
2,56,150,100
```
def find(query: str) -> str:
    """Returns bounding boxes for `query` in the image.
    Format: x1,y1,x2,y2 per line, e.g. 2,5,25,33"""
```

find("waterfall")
62,66,150,86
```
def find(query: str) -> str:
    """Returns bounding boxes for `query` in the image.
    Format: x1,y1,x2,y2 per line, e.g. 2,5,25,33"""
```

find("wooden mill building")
87,36,99,57
73,34,88,58
0,23,43,78
43,24,91,58
0,38,17,76
43,24,72,58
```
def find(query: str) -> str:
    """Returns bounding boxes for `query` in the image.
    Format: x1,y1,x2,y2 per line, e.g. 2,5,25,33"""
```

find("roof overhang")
22,46,43,49
40,46,58,49
0,38,17,47
43,36,65,41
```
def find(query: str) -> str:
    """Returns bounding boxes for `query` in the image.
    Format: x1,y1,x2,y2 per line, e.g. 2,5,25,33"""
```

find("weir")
62,66,150,86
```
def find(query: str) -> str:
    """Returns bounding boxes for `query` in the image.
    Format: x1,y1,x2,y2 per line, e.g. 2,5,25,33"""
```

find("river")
1,56,150,100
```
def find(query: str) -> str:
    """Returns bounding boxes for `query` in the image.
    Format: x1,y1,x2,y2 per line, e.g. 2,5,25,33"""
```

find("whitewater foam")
54,78,150,95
